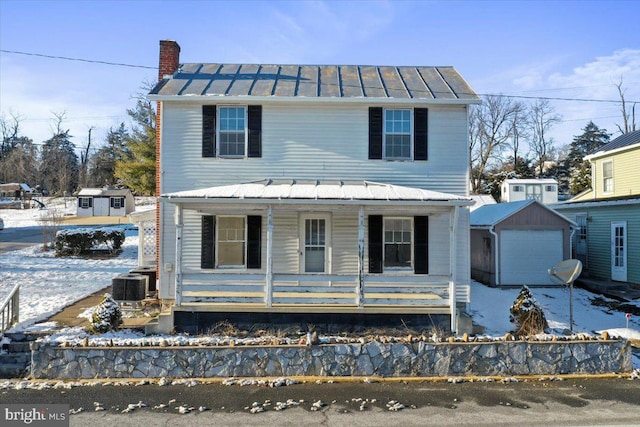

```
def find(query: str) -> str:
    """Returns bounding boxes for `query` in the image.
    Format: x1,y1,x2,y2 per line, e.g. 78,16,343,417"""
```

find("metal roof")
161,179,472,206
502,178,557,185
149,63,479,102
587,130,640,158
470,199,576,228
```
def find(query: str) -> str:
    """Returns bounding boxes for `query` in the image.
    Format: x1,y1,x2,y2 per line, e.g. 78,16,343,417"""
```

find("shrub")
509,286,549,336
54,227,125,256
88,293,123,334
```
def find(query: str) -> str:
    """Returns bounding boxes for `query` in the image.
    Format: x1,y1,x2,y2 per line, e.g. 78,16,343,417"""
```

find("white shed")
77,188,135,217
501,179,558,204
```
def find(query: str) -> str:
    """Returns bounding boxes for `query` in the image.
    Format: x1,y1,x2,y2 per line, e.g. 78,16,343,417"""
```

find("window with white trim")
216,216,246,267
218,106,247,157
513,185,523,192
383,218,412,269
602,161,613,193
112,197,124,209
79,197,92,208
384,109,412,160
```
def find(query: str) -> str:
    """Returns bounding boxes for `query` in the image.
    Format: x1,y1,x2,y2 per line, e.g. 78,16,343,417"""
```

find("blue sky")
1,0,639,155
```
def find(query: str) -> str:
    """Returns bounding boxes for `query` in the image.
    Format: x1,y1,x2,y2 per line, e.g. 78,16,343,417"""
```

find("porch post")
175,205,183,306
266,205,273,307
357,206,365,308
449,205,459,334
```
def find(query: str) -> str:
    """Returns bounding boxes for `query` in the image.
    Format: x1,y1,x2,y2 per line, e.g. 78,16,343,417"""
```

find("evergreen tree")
40,129,79,195
89,123,128,187
115,94,156,195
564,122,610,195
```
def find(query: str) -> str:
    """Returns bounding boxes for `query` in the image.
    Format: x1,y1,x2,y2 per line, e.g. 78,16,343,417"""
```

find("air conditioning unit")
129,266,157,293
112,274,148,301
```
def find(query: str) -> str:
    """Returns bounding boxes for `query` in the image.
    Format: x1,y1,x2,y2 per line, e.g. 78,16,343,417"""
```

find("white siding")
159,100,472,302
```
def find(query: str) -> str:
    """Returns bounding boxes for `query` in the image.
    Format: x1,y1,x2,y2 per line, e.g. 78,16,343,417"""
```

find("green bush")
54,227,125,256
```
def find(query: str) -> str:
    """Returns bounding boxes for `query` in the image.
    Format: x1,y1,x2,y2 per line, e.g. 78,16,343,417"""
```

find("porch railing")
179,272,467,311
0,284,20,340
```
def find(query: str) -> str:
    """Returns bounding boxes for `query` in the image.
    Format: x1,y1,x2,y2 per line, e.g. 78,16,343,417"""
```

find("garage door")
500,230,563,285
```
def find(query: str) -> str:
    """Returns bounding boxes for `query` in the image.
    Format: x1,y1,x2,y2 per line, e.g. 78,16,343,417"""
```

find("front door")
575,214,588,267
300,215,330,273
611,221,627,282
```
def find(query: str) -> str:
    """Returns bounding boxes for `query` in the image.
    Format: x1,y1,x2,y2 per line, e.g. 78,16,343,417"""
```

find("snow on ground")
1,199,639,368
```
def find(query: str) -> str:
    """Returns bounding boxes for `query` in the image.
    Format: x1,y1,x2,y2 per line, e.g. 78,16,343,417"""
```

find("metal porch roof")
161,180,472,206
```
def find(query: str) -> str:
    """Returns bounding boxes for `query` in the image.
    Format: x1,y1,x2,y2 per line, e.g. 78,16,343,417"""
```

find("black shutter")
247,106,262,158
110,197,114,208
247,215,262,269
202,105,216,158
414,216,429,274
89,198,93,208
368,215,383,273
368,107,383,159
414,108,428,160
201,215,215,269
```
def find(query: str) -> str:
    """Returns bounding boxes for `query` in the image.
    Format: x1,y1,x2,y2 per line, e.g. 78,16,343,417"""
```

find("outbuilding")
77,188,135,217
470,199,576,286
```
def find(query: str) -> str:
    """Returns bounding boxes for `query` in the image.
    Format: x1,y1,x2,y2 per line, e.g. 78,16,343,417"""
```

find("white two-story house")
148,40,480,334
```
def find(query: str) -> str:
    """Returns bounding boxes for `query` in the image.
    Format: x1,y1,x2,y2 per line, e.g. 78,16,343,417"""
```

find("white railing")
0,284,20,340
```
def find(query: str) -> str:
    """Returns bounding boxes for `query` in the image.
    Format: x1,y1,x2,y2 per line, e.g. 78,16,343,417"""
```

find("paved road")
2,378,639,426
0,226,45,254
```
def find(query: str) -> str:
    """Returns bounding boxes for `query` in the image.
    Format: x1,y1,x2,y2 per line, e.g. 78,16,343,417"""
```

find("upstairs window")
218,106,247,157
384,109,412,160
602,161,613,193
203,105,262,159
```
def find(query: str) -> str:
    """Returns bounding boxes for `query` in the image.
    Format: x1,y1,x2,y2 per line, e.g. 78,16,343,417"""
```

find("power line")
0,49,157,70
2,49,638,103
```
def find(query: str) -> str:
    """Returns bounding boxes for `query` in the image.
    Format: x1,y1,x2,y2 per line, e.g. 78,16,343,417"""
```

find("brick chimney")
158,40,180,82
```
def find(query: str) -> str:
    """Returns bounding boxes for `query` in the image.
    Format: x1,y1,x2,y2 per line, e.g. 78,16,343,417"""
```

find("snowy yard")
1,199,639,369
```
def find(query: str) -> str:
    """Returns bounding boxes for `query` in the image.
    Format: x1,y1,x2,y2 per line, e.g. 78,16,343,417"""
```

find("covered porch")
162,180,472,332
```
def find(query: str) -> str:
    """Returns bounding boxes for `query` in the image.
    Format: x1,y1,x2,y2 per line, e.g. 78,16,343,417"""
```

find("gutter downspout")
489,226,499,286
569,226,576,259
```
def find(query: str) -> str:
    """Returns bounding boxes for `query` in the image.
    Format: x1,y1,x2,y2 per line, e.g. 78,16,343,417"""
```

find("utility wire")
2,49,638,103
0,49,157,70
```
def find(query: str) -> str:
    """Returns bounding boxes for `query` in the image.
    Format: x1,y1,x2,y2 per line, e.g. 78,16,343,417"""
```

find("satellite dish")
549,259,583,285
548,259,583,334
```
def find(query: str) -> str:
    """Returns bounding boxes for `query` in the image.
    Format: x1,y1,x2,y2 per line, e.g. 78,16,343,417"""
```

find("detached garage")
470,199,576,287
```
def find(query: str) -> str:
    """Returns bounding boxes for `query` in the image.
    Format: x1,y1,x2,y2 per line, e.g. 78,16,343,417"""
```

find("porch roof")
161,180,472,207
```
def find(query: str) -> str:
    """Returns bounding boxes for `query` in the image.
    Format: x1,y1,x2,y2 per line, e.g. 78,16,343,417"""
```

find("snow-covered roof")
502,178,557,185
0,183,32,192
161,180,473,206
77,188,132,197
470,199,576,228
469,194,497,212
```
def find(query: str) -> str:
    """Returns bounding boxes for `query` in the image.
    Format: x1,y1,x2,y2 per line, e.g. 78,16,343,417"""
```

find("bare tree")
528,99,561,175
614,76,637,134
469,95,520,193
507,101,528,173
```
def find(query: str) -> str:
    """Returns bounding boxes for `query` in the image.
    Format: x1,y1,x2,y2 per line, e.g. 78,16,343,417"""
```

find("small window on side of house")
79,197,91,208
602,161,613,193
545,185,555,192
513,185,523,192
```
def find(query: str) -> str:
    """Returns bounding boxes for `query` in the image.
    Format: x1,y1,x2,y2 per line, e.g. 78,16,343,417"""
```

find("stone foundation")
30,340,632,380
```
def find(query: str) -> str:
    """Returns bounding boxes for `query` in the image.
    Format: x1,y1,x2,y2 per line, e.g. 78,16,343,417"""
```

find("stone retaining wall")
30,340,632,379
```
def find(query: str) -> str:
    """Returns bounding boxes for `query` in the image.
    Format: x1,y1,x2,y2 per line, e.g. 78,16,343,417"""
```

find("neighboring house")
501,179,558,204
552,130,640,286
470,199,576,287
148,40,480,333
77,188,135,217
0,183,33,209
469,194,496,212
